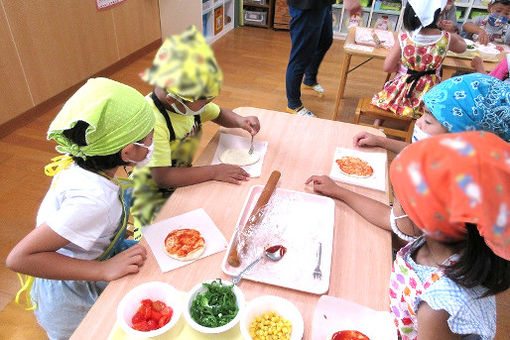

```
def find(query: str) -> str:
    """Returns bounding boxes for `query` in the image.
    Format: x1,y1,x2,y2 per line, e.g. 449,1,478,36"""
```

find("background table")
71,107,393,340
333,28,504,120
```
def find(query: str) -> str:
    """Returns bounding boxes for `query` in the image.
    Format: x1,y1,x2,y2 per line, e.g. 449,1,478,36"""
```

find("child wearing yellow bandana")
6,78,155,340
131,26,260,228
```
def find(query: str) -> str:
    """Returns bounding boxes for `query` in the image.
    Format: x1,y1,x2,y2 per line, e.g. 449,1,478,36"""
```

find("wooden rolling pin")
227,170,281,267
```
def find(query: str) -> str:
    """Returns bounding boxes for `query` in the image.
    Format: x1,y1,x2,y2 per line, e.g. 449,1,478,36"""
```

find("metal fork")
248,135,254,154
313,242,322,280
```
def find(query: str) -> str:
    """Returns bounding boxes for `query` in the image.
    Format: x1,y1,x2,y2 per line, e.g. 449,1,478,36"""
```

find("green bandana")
47,78,155,159
139,25,223,101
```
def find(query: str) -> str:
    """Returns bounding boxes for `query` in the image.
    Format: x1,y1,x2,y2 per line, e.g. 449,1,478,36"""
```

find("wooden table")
333,28,505,120
71,107,393,340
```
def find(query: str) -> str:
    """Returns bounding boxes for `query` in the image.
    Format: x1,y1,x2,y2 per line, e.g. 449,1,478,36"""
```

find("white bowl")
117,281,183,338
184,279,245,334
240,295,304,340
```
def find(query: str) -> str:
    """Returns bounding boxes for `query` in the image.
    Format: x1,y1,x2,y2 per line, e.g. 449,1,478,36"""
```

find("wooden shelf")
242,0,274,29
243,2,270,9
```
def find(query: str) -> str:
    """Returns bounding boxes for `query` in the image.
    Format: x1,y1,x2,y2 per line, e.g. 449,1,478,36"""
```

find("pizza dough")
164,228,205,261
328,330,370,340
336,156,374,178
219,148,260,166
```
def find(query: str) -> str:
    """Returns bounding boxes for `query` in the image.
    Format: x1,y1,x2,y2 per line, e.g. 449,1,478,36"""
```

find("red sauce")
265,245,287,258
331,330,370,340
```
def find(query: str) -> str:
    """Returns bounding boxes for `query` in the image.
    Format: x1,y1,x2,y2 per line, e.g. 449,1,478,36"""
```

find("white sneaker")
302,83,325,97
286,106,316,117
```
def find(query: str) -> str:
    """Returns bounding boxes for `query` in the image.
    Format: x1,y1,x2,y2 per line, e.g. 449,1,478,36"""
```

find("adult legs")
303,6,333,87
285,6,329,110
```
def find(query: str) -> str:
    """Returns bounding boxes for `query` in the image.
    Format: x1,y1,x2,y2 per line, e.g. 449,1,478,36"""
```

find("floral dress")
372,31,450,117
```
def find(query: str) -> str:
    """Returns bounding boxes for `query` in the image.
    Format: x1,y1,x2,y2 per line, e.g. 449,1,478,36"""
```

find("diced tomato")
130,298,173,332
158,314,170,328
152,300,166,312
160,306,173,316
132,321,150,332
150,310,162,322
147,319,158,331
141,299,153,307
131,312,144,324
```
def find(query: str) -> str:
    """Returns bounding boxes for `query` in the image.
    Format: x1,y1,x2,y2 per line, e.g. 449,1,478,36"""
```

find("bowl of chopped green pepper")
184,278,245,334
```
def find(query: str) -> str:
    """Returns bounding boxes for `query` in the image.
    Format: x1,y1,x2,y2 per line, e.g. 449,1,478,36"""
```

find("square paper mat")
142,208,228,273
311,295,397,340
329,147,387,192
211,133,268,178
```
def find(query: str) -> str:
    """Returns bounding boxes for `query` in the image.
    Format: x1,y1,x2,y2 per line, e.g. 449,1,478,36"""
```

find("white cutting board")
312,295,397,340
222,186,335,294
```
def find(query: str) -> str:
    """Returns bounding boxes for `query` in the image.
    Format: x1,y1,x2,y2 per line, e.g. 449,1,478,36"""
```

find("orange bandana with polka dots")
390,131,510,260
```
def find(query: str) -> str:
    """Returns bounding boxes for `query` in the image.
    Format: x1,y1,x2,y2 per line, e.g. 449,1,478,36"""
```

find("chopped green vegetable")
190,278,239,327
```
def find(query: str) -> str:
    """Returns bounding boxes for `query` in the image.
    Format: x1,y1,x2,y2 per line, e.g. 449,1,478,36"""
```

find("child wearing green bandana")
131,26,260,228
6,78,155,340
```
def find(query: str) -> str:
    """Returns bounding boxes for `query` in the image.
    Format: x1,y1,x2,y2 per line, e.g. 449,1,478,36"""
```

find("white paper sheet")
312,295,397,340
211,133,268,178
142,208,228,273
329,147,387,192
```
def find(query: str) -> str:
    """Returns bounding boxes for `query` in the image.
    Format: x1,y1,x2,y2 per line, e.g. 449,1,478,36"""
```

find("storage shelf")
244,21,270,28
373,9,400,15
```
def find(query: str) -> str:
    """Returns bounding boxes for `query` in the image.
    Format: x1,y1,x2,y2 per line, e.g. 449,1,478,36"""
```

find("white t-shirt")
36,164,122,260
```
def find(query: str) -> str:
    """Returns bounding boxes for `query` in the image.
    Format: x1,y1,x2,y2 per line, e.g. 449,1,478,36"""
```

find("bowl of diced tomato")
117,281,183,337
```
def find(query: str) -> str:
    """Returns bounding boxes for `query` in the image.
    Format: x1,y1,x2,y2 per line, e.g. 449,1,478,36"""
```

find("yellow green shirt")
146,93,220,167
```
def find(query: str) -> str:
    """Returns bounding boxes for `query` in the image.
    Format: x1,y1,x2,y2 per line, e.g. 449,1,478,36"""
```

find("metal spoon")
248,135,254,155
231,245,285,285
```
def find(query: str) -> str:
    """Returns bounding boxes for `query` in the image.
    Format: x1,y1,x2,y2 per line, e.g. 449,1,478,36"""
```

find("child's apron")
130,92,202,228
389,241,457,340
16,158,138,310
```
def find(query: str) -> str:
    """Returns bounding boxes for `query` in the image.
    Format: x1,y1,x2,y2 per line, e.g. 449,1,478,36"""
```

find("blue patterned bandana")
423,73,510,141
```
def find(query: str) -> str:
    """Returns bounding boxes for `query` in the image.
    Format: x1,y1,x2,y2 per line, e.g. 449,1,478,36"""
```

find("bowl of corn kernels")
239,295,304,340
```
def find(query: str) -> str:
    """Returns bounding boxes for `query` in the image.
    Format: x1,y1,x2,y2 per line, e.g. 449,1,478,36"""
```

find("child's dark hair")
403,3,441,32
62,120,128,171
444,223,510,297
491,0,510,6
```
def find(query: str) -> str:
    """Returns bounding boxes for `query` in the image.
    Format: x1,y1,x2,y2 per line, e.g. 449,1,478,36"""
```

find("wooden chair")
354,98,416,143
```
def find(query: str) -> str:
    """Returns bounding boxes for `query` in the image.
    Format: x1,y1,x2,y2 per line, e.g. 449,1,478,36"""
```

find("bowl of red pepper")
117,281,183,337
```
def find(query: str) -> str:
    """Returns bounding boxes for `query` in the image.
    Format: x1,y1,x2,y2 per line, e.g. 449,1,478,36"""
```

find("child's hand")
239,116,260,136
471,56,485,73
353,132,380,148
477,30,490,45
439,20,456,33
213,164,250,184
305,175,340,198
101,244,147,281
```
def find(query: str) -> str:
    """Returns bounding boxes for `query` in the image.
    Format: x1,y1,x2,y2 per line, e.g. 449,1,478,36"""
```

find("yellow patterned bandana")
140,26,223,101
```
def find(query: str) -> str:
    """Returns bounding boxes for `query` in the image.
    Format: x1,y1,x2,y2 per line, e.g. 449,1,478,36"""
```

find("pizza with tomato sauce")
329,330,370,340
164,228,205,261
336,156,373,178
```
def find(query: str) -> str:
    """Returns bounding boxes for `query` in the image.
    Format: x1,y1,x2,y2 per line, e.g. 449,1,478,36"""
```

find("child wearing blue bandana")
462,0,510,45
353,73,510,154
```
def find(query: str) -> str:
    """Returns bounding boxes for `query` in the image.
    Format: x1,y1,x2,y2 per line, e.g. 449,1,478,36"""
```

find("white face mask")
167,93,206,116
390,207,416,242
130,140,154,167
411,124,432,143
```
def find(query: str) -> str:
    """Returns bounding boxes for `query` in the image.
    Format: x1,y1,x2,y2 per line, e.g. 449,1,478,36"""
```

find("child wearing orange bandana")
385,131,510,339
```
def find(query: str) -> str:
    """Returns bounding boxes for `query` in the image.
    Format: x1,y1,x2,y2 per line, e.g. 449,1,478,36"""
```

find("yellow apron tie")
15,274,36,311
44,155,74,177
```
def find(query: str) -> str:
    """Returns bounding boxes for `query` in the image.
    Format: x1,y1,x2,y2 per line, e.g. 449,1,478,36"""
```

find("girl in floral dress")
371,0,466,117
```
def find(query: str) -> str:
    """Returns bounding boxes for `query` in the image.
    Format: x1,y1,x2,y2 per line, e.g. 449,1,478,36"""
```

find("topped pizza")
336,156,373,178
329,330,370,340
164,228,205,262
